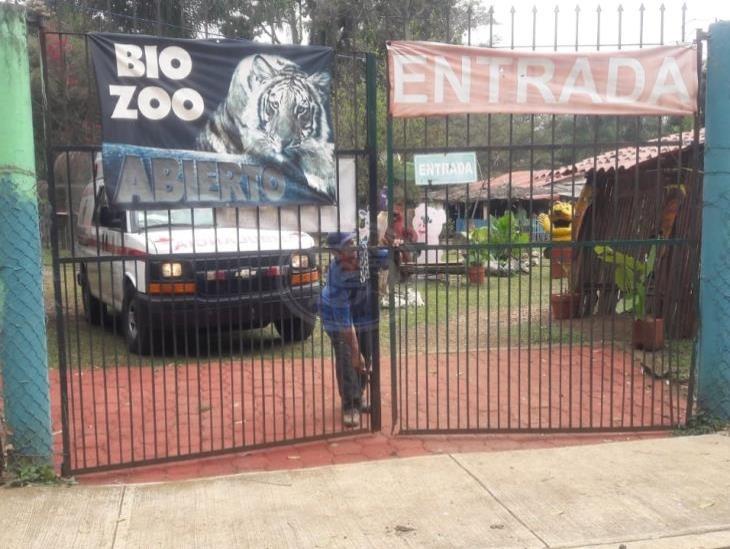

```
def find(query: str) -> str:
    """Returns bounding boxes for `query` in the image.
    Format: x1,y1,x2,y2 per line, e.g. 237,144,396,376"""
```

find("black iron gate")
41,5,706,476
385,4,703,435
41,26,382,475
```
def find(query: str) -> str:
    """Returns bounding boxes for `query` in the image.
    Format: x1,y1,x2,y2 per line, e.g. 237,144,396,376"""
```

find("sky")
269,0,729,50
468,0,730,51
2,0,727,49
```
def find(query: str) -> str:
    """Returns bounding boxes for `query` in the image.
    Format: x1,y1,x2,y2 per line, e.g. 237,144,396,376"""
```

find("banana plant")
490,212,529,260
594,244,657,318
465,225,490,266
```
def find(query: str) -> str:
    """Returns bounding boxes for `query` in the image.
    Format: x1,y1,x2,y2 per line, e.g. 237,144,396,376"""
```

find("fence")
33,3,705,475
385,3,702,434
40,21,381,474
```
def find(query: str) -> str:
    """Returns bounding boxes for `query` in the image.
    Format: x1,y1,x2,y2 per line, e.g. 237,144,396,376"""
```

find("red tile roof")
430,129,703,202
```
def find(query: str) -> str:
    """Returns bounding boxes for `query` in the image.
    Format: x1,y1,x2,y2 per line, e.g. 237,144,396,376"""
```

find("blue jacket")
319,248,388,332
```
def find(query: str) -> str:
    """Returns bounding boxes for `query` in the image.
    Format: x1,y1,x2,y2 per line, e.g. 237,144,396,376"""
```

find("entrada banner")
387,41,697,118
89,33,336,208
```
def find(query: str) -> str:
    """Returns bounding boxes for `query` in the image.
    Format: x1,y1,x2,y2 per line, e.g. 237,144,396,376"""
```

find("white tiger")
197,54,335,199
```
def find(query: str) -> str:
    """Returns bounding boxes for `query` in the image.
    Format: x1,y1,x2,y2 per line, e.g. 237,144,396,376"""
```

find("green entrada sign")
414,152,478,186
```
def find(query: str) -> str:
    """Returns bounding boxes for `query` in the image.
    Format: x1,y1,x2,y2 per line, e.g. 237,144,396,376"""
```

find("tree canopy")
32,0,693,205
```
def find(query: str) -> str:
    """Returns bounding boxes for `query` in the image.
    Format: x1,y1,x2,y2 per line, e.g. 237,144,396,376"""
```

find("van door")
83,186,106,302
96,193,126,311
104,209,128,313
77,187,99,293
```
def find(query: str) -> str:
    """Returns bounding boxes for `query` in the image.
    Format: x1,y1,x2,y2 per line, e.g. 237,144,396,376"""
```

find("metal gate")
41,26,382,475
385,5,702,434
41,5,705,476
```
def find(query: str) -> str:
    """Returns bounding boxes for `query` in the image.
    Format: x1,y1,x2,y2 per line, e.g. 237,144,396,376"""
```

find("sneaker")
358,402,372,414
343,408,361,428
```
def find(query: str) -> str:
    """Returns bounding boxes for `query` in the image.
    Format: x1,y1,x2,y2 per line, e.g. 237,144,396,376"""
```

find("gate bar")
366,53,382,431
39,20,70,473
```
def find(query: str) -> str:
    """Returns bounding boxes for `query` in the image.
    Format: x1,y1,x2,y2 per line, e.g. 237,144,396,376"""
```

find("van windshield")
131,209,215,231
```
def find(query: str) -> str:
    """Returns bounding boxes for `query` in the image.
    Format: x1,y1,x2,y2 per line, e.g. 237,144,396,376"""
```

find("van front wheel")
82,279,103,326
123,287,151,355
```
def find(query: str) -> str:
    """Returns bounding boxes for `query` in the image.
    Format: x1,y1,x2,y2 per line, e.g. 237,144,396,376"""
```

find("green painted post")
698,21,730,420
0,4,52,461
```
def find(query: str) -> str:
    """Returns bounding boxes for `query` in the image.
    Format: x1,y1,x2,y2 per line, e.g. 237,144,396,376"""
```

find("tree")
306,0,491,52
32,0,693,208
218,0,304,43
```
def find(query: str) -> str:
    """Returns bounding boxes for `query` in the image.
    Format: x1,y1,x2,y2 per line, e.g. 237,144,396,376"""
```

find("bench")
399,262,466,285
400,262,466,275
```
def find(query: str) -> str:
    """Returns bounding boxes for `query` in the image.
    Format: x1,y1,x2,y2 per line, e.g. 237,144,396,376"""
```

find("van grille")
193,254,286,297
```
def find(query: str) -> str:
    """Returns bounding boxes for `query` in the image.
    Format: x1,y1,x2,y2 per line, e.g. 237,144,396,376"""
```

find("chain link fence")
0,370,6,475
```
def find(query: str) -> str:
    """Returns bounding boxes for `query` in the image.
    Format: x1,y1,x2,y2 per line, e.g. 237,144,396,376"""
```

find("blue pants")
327,328,372,411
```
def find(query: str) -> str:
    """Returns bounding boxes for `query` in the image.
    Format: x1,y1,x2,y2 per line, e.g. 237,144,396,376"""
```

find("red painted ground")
49,344,685,484
74,432,667,485
396,345,684,431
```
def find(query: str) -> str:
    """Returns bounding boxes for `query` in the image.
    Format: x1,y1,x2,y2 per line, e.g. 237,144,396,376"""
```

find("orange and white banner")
387,41,697,117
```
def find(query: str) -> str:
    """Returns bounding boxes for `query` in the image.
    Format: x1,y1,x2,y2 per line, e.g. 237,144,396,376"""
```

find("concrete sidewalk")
2,434,729,548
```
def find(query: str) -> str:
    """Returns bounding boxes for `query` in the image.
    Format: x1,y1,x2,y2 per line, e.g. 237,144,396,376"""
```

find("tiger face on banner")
89,33,336,208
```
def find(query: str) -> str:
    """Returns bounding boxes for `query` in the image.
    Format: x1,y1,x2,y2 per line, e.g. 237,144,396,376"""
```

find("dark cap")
326,231,356,250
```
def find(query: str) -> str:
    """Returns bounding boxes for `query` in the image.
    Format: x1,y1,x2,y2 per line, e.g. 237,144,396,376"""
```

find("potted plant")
550,291,581,320
464,226,489,284
463,213,530,284
594,244,664,351
548,243,580,320
489,212,529,262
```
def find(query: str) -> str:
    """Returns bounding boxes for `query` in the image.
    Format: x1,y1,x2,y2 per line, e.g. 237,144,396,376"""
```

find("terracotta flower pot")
550,293,580,320
467,265,486,284
632,318,665,351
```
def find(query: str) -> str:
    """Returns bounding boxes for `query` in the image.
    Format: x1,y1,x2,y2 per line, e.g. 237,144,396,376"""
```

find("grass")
41,252,695,387
47,307,337,369
389,263,573,349
664,339,695,383
42,251,333,367
45,259,555,368
393,264,558,328
1,456,68,487
6,463,57,487
673,409,729,436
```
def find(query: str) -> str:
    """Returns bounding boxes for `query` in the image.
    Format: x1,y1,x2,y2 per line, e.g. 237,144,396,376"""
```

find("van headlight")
160,262,183,278
290,253,310,269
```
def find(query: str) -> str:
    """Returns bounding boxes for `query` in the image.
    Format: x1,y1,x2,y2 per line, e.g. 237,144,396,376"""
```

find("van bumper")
134,285,320,330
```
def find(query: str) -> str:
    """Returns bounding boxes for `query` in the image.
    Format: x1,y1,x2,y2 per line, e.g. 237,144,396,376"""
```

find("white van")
75,179,321,355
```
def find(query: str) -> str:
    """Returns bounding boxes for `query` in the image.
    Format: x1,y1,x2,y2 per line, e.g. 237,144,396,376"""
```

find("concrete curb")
2,434,729,548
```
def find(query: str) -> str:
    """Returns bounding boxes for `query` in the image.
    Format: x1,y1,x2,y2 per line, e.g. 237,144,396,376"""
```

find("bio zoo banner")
89,33,336,208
